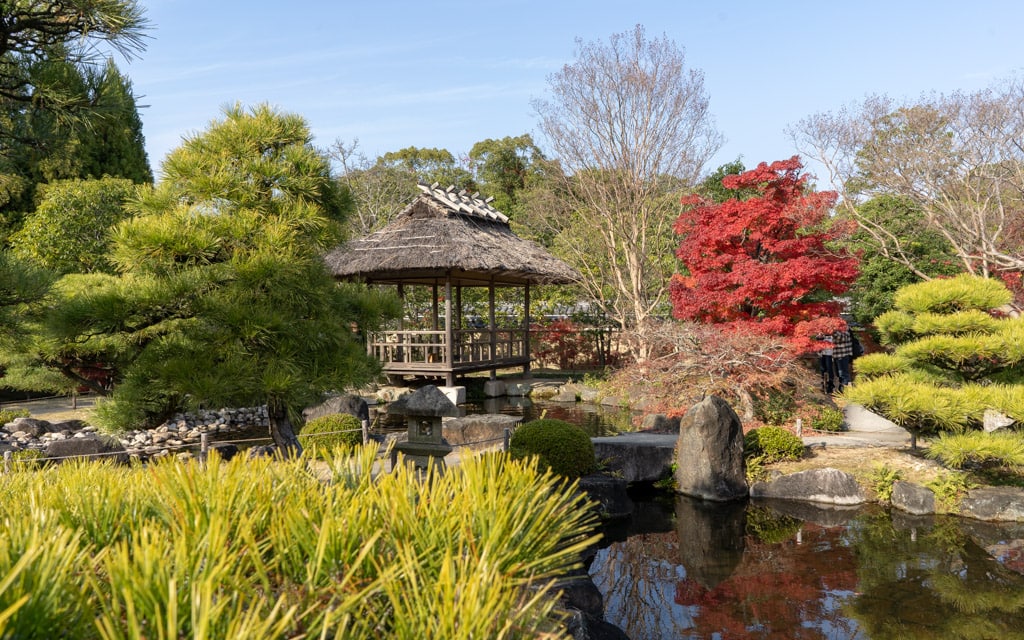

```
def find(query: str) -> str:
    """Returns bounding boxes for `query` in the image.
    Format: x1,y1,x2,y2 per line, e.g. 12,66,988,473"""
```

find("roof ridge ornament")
416,181,509,224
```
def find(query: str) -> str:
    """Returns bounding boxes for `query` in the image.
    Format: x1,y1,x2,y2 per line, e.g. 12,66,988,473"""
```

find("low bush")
509,419,597,479
870,464,903,502
744,426,805,463
298,413,363,453
0,407,30,425
810,407,845,432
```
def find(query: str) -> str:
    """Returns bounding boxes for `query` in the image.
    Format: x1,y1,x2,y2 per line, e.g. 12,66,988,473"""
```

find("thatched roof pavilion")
325,183,579,385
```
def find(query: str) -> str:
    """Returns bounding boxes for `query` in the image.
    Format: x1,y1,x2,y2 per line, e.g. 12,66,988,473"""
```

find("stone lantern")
387,385,459,471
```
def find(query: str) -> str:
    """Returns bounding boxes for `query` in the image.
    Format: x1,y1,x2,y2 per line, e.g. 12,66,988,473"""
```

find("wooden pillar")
488,280,497,380
523,283,531,377
444,276,454,386
431,283,439,331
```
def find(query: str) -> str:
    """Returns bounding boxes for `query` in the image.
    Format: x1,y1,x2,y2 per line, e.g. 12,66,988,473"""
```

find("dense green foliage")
926,431,1024,470
299,413,363,452
0,407,30,425
509,418,597,479
0,448,600,638
13,105,398,456
843,195,961,328
743,426,805,463
0,2,152,236
9,177,138,274
847,274,1024,447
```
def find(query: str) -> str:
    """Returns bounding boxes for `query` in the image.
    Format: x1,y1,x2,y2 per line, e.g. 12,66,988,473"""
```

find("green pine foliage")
927,431,1024,470
846,274,1024,448
509,419,597,479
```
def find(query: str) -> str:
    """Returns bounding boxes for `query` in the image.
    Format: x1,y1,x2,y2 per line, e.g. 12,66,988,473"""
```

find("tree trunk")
267,399,302,458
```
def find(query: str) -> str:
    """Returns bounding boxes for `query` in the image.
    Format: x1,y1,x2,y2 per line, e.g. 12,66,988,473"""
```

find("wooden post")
523,283,531,377
444,276,454,386
489,280,497,380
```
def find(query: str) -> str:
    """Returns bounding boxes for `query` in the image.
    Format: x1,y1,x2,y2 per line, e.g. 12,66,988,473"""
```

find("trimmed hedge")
509,419,597,479
744,426,805,463
298,413,363,452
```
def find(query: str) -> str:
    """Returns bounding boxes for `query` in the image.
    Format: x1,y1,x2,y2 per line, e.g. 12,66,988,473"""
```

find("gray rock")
960,487,1024,521
443,414,518,452
303,393,370,423
5,417,55,438
578,474,633,520
750,468,865,505
579,386,600,403
640,413,680,433
592,433,675,483
386,385,459,417
674,396,748,501
891,481,936,515
599,396,623,407
207,442,240,461
983,409,1015,433
48,419,87,432
45,434,129,465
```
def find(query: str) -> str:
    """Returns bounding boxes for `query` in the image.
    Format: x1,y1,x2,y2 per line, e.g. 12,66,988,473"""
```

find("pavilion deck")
367,328,529,380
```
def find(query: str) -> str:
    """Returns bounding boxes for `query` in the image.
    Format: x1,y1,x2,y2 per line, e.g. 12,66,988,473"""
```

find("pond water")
592,492,1024,639
372,396,637,437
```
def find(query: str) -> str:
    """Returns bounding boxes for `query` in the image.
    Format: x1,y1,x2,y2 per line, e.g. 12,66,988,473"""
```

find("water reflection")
590,496,1024,639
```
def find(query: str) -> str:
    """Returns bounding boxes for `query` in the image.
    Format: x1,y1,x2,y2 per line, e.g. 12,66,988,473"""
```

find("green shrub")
509,419,597,479
810,407,845,432
298,413,363,453
0,408,30,425
744,426,804,463
870,464,903,502
926,471,977,512
754,389,795,426
926,430,1024,469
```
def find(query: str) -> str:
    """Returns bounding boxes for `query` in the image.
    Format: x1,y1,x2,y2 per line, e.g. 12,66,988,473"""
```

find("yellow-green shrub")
298,413,363,453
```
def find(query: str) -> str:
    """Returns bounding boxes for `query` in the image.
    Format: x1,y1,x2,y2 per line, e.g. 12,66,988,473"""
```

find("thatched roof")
324,183,579,286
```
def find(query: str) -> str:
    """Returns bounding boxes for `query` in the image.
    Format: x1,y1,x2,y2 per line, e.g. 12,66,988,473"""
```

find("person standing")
832,328,854,391
819,334,836,394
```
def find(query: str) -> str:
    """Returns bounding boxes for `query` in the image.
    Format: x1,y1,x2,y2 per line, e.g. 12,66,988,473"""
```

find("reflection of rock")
674,496,745,589
579,474,634,520
674,396,747,501
753,497,862,528
750,468,865,505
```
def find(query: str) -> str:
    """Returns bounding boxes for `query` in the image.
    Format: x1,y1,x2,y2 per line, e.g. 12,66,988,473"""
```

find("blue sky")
126,1,1024,181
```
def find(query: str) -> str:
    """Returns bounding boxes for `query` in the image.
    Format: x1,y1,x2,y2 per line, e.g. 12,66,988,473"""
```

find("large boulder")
960,487,1024,521
891,481,936,515
302,394,370,423
5,417,56,438
674,396,748,501
750,468,865,505
45,434,129,465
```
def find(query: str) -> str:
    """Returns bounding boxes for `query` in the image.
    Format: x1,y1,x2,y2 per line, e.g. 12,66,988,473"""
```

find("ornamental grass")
0,445,600,639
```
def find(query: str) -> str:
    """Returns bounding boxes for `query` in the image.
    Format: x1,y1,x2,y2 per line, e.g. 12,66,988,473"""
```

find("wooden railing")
368,329,527,368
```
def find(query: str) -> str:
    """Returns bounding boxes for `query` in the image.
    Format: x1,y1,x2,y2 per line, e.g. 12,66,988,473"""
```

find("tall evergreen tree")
27,104,397,455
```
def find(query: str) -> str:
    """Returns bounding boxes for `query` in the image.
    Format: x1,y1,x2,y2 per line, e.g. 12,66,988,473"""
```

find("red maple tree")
671,157,858,353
